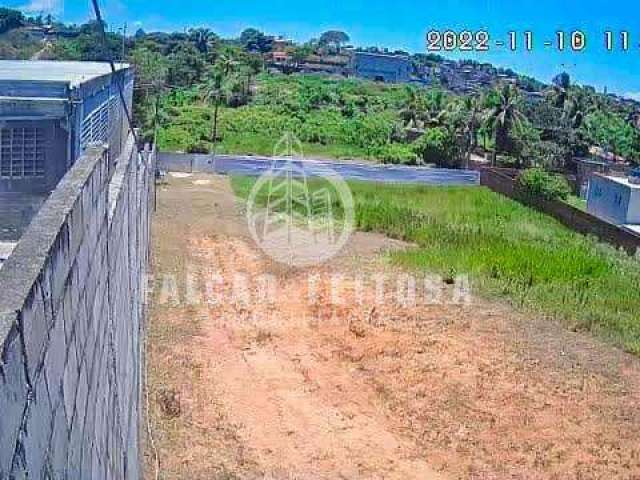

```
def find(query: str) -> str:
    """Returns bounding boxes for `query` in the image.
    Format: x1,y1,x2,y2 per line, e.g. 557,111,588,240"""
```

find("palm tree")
460,95,482,165
202,54,239,151
423,89,450,128
399,87,427,130
546,71,571,109
484,84,526,163
188,28,218,56
563,87,592,129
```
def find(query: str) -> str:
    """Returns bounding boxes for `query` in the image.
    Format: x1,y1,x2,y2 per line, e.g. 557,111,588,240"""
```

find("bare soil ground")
145,173,640,480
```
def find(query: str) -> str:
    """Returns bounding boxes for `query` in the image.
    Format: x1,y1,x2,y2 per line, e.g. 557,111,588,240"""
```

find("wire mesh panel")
80,95,116,152
0,127,46,179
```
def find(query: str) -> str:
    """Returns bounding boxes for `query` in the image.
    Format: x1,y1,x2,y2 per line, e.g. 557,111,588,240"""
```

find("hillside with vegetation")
0,7,47,58
148,69,640,171
2,7,640,171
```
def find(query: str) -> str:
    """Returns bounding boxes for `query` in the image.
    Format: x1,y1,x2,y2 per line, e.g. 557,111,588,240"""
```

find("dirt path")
146,173,640,480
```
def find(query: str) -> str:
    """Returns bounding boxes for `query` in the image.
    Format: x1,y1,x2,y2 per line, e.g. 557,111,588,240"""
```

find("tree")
553,72,571,90
549,71,571,108
399,87,427,130
319,30,350,52
130,46,167,81
563,87,591,129
412,127,460,167
518,75,545,92
423,89,450,128
239,28,272,53
517,168,571,201
202,55,240,151
188,28,218,56
291,44,314,65
46,19,123,61
459,95,482,165
167,43,206,87
520,139,569,170
0,8,24,34
484,84,526,161
582,111,640,163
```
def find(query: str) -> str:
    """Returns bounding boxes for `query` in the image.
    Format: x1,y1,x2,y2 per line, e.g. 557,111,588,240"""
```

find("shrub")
517,168,571,201
520,140,569,170
412,127,459,167
373,143,418,164
187,141,211,154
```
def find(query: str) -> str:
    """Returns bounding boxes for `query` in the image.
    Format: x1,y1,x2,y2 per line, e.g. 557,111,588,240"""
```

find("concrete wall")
480,167,640,255
351,52,411,83
0,134,154,479
629,189,640,224
587,174,632,225
157,152,481,185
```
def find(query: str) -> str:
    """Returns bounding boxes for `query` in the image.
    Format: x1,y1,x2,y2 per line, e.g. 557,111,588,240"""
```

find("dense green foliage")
583,111,640,160
517,168,572,201
412,127,458,166
0,7,23,34
50,21,123,61
149,66,640,168
156,74,419,160
232,176,640,354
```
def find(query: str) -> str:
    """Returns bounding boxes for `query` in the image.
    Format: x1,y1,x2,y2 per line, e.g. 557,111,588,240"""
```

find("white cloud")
19,0,63,14
624,92,640,102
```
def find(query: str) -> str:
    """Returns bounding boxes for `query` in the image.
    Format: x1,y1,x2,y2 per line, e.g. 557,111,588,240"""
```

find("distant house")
574,157,611,197
268,53,351,77
267,36,293,64
21,25,47,39
587,172,640,230
270,51,290,63
524,91,545,105
271,36,293,51
589,146,629,165
350,52,411,83
575,147,632,198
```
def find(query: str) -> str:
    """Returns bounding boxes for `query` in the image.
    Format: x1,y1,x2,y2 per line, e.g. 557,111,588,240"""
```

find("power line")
89,0,139,147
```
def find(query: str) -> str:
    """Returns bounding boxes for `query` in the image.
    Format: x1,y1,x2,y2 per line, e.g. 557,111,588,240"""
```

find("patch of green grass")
565,194,588,212
232,173,349,222
232,176,640,354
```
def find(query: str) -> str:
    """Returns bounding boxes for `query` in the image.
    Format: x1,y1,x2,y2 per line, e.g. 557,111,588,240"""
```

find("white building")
587,172,640,233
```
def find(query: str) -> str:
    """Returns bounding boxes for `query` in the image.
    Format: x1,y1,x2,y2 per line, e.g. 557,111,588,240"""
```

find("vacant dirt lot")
145,173,640,480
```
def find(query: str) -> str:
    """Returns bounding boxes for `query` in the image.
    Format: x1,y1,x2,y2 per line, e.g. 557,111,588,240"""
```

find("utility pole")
122,22,127,61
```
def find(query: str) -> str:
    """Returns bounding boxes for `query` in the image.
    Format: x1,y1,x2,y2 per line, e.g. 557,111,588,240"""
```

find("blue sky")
10,0,640,98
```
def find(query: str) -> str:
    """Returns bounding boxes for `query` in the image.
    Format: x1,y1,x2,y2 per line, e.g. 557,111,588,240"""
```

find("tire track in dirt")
190,236,445,479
